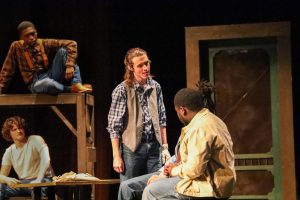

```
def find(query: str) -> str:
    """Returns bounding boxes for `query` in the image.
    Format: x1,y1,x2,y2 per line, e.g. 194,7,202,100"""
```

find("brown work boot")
82,84,92,89
71,83,93,93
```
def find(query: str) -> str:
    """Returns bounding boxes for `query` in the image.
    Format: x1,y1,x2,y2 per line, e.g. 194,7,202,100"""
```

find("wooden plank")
87,147,96,162
185,33,200,88
235,153,273,159
86,94,94,106
86,94,95,176
13,179,120,188
0,93,82,105
235,165,273,171
185,22,290,41
77,94,87,173
277,34,296,200
229,195,269,199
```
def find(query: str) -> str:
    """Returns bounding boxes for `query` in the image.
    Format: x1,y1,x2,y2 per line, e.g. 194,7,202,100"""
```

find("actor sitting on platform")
118,81,236,200
0,116,54,199
0,20,92,95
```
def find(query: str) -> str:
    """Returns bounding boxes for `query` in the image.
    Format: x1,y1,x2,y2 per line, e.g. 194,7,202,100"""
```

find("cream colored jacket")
172,108,236,198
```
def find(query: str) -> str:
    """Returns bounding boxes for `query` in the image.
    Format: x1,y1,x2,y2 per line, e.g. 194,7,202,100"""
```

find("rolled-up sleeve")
107,84,127,139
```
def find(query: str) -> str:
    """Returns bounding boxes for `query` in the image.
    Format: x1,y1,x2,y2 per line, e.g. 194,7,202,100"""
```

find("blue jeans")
118,172,158,200
120,140,162,182
143,178,225,200
0,177,52,200
118,172,223,200
142,176,182,200
29,48,82,95
118,172,187,200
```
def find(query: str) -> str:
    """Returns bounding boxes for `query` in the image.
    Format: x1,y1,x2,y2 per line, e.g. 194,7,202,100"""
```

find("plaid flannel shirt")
107,78,167,139
0,38,77,91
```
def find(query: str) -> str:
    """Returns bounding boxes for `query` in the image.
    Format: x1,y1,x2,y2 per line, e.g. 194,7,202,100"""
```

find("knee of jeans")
0,183,6,191
40,81,62,95
142,184,152,198
47,85,61,95
0,183,8,198
119,181,129,192
33,81,54,94
57,48,67,55
57,48,67,61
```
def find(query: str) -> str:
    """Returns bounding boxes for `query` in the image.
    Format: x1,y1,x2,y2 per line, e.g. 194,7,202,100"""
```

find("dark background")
0,0,299,199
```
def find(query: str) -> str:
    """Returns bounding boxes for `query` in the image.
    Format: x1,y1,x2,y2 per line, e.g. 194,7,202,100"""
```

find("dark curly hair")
196,80,216,114
1,116,26,142
174,80,216,113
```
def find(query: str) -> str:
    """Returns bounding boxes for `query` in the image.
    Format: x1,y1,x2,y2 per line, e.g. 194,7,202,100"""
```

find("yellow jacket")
172,108,236,198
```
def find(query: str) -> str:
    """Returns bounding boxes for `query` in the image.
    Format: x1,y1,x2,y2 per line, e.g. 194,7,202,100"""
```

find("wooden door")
185,22,295,200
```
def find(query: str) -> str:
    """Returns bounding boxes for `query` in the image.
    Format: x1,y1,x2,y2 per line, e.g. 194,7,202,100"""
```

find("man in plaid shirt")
107,48,171,182
0,20,92,95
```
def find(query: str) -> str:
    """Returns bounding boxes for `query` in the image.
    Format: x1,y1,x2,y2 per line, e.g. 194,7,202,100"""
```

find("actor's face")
20,27,38,47
175,106,189,126
130,54,150,85
10,123,26,143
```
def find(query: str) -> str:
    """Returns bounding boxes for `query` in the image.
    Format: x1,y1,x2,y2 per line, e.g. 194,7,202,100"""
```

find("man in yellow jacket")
118,83,236,200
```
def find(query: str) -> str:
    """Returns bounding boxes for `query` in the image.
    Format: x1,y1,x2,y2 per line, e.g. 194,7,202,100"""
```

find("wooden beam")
0,93,80,105
50,106,77,136
76,94,87,173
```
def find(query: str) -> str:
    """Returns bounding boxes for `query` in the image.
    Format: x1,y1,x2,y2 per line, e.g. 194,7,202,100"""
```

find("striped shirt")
107,78,167,139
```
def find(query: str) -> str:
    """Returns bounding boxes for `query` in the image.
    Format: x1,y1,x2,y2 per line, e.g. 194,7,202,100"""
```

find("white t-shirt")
2,135,54,179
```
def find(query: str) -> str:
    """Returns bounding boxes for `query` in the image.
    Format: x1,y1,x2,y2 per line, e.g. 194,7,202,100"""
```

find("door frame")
185,22,295,200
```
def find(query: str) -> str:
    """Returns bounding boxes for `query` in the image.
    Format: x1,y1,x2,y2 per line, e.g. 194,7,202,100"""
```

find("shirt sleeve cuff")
110,133,121,139
65,61,75,68
159,123,167,127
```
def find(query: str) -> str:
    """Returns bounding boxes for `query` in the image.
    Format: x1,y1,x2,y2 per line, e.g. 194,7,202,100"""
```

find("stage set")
0,1,298,200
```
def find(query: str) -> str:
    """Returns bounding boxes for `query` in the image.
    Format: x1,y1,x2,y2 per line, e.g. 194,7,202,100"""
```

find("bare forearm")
111,138,124,173
0,165,19,185
111,138,121,159
0,174,9,183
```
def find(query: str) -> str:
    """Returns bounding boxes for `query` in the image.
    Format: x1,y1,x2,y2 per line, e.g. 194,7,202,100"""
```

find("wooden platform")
0,93,95,174
12,180,120,200
13,179,120,188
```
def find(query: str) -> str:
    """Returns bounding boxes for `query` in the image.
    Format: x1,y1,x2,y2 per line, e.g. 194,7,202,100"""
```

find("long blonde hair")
123,48,148,87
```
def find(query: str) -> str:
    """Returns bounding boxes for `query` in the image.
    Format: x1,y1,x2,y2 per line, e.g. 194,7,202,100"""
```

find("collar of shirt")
180,108,209,140
22,42,38,52
133,78,154,94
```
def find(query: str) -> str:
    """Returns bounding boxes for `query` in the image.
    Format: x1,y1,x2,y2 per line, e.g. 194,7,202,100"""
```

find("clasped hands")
147,162,179,185
163,162,178,177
